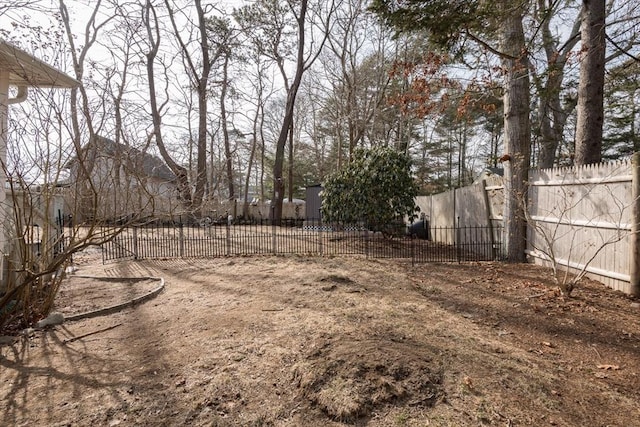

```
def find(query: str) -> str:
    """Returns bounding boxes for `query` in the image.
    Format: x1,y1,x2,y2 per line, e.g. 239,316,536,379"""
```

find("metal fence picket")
101,219,503,264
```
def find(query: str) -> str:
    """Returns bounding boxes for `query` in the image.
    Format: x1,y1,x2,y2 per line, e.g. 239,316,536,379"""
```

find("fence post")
630,153,640,296
481,179,497,260
365,224,370,259
132,226,139,260
271,205,277,255
66,213,72,264
456,216,461,263
411,233,415,267
179,221,184,258
101,226,106,264
318,209,323,255
226,218,231,256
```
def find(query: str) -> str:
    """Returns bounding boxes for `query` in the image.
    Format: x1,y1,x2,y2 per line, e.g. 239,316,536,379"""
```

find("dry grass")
1,253,639,426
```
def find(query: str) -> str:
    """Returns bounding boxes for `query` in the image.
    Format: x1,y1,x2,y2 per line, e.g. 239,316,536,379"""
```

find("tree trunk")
221,54,235,202
143,0,192,209
336,122,344,168
288,124,294,202
188,0,210,212
574,0,605,165
272,0,308,224
535,0,581,168
502,9,531,262
243,91,261,219
537,67,568,168
259,104,266,205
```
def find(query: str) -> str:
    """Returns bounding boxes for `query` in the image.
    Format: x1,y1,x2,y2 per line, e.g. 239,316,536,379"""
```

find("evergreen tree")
603,59,640,159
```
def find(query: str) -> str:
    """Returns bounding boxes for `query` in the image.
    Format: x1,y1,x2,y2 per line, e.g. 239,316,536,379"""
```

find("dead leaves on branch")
387,52,502,119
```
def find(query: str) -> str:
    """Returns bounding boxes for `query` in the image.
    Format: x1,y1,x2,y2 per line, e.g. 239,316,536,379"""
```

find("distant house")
0,40,78,288
66,136,177,223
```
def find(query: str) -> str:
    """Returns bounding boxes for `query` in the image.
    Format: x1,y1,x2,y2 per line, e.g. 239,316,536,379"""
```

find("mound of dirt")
293,337,443,422
319,274,355,285
316,274,365,292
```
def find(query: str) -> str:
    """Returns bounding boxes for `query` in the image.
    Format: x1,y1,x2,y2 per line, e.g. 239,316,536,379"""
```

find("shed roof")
0,40,79,88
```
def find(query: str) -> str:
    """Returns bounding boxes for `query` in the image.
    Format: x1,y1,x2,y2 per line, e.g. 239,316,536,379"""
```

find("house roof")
99,136,176,182
0,40,79,88
70,136,176,182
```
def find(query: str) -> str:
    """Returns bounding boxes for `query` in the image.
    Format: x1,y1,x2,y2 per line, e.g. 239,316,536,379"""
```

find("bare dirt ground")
1,248,640,426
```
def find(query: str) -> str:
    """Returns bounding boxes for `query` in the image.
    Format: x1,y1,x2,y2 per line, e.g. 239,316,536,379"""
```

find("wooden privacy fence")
419,156,640,295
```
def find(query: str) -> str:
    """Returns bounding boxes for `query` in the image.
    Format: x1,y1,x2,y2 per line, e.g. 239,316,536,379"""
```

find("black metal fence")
27,216,69,262
102,219,503,264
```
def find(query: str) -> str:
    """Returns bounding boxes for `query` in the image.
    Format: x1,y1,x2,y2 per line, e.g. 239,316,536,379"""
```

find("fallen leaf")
597,364,620,370
463,376,474,389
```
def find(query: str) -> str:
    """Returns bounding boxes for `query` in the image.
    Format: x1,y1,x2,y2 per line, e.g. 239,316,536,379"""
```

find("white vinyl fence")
527,159,637,294
415,174,503,245
420,156,640,295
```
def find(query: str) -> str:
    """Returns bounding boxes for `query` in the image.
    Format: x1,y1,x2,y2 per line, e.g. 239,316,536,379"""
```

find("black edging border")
64,276,165,322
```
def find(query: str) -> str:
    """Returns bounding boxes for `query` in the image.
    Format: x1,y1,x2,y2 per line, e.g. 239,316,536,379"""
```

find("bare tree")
59,0,117,218
143,0,193,209
525,175,630,296
0,1,199,331
0,48,159,332
272,0,336,222
164,0,227,212
324,0,392,165
204,16,239,204
532,0,581,168
236,0,335,223
240,51,273,218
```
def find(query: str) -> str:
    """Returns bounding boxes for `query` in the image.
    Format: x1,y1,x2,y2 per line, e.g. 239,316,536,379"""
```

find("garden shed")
305,184,322,225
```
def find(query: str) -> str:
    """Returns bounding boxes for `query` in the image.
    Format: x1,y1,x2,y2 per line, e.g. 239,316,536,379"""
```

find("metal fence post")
411,233,415,267
365,226,370,258
179,221,184,258
271,206,277,255
456,216,461,263
101,226,106,264
132,226,139,260
318,208,323,255
226,218,231,256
